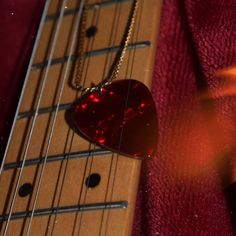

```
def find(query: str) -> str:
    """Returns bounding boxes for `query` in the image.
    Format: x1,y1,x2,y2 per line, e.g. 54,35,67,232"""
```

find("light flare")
168,65,236,180
199,65,236,99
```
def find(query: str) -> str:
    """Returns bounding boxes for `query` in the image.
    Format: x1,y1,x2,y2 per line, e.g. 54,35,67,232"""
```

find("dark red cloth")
133,0,236,235
1,0,236,235
0,0,44,154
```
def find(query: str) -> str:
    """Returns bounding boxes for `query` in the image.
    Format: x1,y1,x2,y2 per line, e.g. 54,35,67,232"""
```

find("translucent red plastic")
74,79,158,159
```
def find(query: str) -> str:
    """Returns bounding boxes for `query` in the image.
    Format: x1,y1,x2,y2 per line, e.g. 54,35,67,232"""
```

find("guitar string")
43,0,131,232
25,0,85,230
25,0,87,234
58,1,126,234
0,0,52,179
97,2,124,235
42,1,105,233
71,8,99,236
49,0,141,234
2,0,69,234
70,9,100,231
46,129,75,235
102,0,143,234
72,1,138,234
73,1,140,234
75,1,141,234
75,1,123,234
0,0,52,181
50,1,98,234
26,0,88,232
3,0,139,234
25,0,108,233
75,1,105,235
73,2,103,234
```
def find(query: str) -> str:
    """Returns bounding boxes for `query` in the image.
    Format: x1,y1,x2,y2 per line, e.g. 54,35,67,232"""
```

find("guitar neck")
0,0,162,235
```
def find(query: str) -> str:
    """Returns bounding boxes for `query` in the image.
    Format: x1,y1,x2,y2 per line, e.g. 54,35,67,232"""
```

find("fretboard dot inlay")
86,26,98,38
85,173,101,188
18,183,33,197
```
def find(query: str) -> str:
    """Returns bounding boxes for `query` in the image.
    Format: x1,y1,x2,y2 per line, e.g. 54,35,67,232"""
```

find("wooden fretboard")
0,0,162,235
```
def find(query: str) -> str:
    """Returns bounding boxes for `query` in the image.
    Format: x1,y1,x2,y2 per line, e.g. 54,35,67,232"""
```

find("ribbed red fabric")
0,1,236,235
133,0,236,235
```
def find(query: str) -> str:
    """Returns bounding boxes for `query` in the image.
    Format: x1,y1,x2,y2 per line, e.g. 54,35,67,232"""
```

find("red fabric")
1,0,236,235
0,0,44,154
133,0,236,235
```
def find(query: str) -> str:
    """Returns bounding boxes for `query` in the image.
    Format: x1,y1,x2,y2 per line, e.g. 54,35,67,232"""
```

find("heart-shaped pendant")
74,79,158,159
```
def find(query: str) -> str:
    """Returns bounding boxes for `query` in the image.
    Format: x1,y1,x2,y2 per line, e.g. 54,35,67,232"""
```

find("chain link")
74,0,89,90
73,0,139,94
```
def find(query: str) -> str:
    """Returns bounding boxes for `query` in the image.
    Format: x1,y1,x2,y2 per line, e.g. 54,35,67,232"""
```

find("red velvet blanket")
1,0,236,235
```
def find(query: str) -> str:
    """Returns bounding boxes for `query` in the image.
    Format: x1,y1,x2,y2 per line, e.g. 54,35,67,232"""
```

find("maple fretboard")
0,0,162,235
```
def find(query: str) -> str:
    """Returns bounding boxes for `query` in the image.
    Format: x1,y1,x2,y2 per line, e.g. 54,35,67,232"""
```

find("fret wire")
3,0,69,234
3,149,111,171
87,0,130,9
26,0,87,234
0,201,128,222
17,102,73,119
31,41,150,70
46,0,132,21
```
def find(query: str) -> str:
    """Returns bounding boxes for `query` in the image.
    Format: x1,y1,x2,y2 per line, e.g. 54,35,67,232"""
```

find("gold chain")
74,0,139,93
74,0,89,90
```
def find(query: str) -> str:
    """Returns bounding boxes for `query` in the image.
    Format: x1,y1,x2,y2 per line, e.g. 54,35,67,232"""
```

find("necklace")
73,0,158,159
73,0,139,93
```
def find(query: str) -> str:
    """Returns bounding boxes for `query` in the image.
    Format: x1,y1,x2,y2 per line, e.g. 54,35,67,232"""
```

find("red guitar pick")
74,79,158,159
